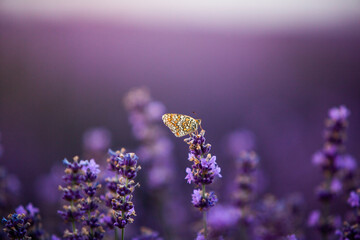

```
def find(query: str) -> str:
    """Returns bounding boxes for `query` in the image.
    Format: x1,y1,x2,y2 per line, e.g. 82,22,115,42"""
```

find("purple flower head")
57,205,83,222
26,203,39,217
15,205,27,215
316,182,338,203
312,151,327,167
308,210,320,227
186,153,221,185
80,159,100,182
114,208,136,229
62,157,85,184
80,197,100,212
335,155,357,172
63,158,83,172
2,213,30,239
233,151,260,212
60,186,83,201
16,203,39,218
237,151,259,173
348,190,360,208
207,205,241,231
336,221,360,240
185,168,194,184
118,152,141,180
191,189,218,211
185,130,211,158
13,204,44,239
106,148,141,233
107,149,122,172
83,183,100,197
112,195,134,212
330,178,342,194
105,176,118,190
328,105,350,121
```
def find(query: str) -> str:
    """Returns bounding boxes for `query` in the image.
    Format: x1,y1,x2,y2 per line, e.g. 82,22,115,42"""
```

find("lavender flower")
58,156,85,239
79,159,104,240
14,203,44,239
191,189,218,211
307,209,341,238
2,213,30,239
254,195,304,240
185,154,222,186
184,129,221,238
336,190,360,240
104,149,141,240
233,151,259,210
308,210,321,227
348,190,360,208
336,221,360,240
124,88,174,189
309,105,351,239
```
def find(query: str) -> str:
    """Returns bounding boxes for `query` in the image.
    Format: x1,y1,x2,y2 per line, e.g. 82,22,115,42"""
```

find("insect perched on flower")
162,113,201,137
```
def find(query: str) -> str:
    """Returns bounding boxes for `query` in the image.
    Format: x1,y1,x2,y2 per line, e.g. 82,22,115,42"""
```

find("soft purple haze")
0,6,360,238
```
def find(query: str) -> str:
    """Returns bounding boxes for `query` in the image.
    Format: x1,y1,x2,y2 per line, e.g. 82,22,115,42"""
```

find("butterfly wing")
162,114,198,137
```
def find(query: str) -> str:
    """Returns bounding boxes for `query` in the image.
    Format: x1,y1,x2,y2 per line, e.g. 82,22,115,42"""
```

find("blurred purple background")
0,2,360,238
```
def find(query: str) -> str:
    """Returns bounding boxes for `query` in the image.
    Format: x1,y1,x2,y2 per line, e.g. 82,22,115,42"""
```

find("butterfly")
162,113,201,137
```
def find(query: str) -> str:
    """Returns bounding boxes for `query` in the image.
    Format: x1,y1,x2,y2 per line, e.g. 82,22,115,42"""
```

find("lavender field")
1,2,360,239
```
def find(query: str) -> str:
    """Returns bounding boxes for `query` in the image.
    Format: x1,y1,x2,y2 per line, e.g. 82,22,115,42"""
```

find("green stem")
121,177,129,240
115,228,118,240
70,200,76,233
202,184,207,238
88,211,93,236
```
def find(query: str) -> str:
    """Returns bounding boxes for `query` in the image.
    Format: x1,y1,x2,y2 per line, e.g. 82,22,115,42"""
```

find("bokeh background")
1,1,360,239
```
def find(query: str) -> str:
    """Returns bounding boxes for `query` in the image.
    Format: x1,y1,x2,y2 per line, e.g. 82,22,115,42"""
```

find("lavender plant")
105,148,141,240
15,203,45,239
309,105,351,239
2,213,31,240
184,129,222,238
336,189,360,239
79,159,104,239
2,102,360,240
124,88,181,238
233,151,259,238
58,157,86,239
254,194,304,240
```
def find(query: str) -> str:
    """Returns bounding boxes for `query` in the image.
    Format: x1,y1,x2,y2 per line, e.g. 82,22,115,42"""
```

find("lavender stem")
202,184,208,238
